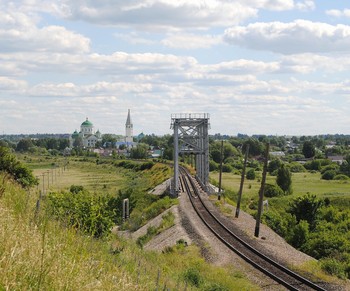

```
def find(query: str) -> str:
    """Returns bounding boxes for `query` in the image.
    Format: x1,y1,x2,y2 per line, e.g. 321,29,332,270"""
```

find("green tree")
267,158,282,174
130,143,149,159
276,164,292,194
302,141,315,158
0,147,38,188
15,139,33,152
340,155,350,177
73,136,83,148
246,168,256,180
288,194,323,229
243,138,264,157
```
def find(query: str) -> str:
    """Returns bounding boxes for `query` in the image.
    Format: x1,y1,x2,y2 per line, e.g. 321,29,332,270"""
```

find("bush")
287,220,309,248
209,160,218,171
222,164,232,173
321,164,340,174
246,169,255,180
287,162,306,173
47,190,116,238
322,170,336,180
262,211,296,237
334,174,349,180
139,161,155,171
0,147,38,188
264,184,284,197
267,159,281,174
288,194,323,228
304,160,321,171
320,258,346,279
183,267,203,287
69,185,85,194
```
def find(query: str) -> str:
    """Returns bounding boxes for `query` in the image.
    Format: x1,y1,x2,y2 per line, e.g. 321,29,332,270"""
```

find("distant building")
114,109,137,149
125,109,133,143
328,155,345,165
270,151,285,158
69,118,102,148
70,110,137,150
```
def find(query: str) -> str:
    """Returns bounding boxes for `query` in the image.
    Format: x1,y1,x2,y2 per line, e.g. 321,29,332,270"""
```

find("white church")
69,109,135,148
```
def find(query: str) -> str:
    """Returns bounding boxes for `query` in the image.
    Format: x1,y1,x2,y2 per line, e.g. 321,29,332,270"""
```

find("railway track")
179,166,327,291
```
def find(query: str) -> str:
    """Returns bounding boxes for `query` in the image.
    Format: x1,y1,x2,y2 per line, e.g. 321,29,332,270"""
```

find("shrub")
267,159,281,174
139,161,155,171
222,164,232,173
321,170,336,180
321,164,340,174
246,169,255,180
69,185,85,194
262,211,296,237
264,184,284,197
304,160,321,171
183,267,203,287
320,258,346,279
334,174,349,180
287,162,306,173
47,190,116,238
288,194,323,228
209,160,218,171
287,220,309,248
0,147,38,188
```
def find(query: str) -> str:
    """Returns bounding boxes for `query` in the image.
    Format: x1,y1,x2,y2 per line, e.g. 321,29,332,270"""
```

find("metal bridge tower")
170,113,210,196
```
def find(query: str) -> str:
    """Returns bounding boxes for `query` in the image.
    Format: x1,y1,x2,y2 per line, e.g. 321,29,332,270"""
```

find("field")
210,171,350,211
20,155,127,194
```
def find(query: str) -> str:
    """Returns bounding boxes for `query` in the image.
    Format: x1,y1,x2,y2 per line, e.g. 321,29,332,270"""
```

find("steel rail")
179,166,326,291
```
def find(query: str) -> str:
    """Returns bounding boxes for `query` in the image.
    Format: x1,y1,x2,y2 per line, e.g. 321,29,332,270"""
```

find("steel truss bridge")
170,113,210,196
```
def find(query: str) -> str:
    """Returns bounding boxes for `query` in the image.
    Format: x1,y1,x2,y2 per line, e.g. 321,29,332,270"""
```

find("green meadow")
210,171,350,212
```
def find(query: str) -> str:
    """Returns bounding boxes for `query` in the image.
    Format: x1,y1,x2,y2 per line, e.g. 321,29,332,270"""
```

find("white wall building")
70,118,102,148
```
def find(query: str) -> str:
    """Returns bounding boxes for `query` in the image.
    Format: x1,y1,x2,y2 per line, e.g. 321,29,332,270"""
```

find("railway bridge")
170,113,210,196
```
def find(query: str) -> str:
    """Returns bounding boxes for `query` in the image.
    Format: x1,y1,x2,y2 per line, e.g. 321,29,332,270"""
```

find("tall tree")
302,141,315,158
276,164,292,194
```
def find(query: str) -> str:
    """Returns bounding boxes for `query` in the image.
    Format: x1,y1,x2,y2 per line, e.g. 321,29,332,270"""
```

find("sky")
1,0,350,136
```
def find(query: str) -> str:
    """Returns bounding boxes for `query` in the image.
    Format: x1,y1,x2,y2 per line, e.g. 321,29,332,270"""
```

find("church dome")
81,118,93,127
71,130,79,138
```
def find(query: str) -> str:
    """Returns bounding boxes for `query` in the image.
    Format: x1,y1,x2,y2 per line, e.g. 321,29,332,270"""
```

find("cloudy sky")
1,0,350,136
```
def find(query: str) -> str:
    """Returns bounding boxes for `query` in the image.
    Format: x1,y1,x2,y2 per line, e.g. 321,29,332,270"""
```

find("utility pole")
235,144,249,218
254,143,269,238
218,140,224,200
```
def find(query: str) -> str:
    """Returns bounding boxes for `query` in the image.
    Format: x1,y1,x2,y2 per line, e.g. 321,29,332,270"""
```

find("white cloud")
0,9,90,53
224,20,350,54
161,33,222,49
0,77,27,91
58,0,257,30
295,0,314,11
326,9,350,18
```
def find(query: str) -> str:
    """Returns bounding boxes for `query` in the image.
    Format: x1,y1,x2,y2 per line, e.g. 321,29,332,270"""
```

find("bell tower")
125,109,133,143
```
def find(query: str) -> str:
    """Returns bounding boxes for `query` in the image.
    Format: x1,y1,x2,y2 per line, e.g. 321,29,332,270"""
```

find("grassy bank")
1,155,258,290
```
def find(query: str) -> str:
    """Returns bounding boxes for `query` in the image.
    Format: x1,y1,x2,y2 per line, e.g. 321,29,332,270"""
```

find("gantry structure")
170,113,210,196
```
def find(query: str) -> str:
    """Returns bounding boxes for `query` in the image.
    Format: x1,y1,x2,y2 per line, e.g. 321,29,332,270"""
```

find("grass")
1,156,258,290
23,155,127,194
210,170,350,212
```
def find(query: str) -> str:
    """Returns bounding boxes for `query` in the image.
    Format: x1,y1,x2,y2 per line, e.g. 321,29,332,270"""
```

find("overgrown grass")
0,172,258,290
